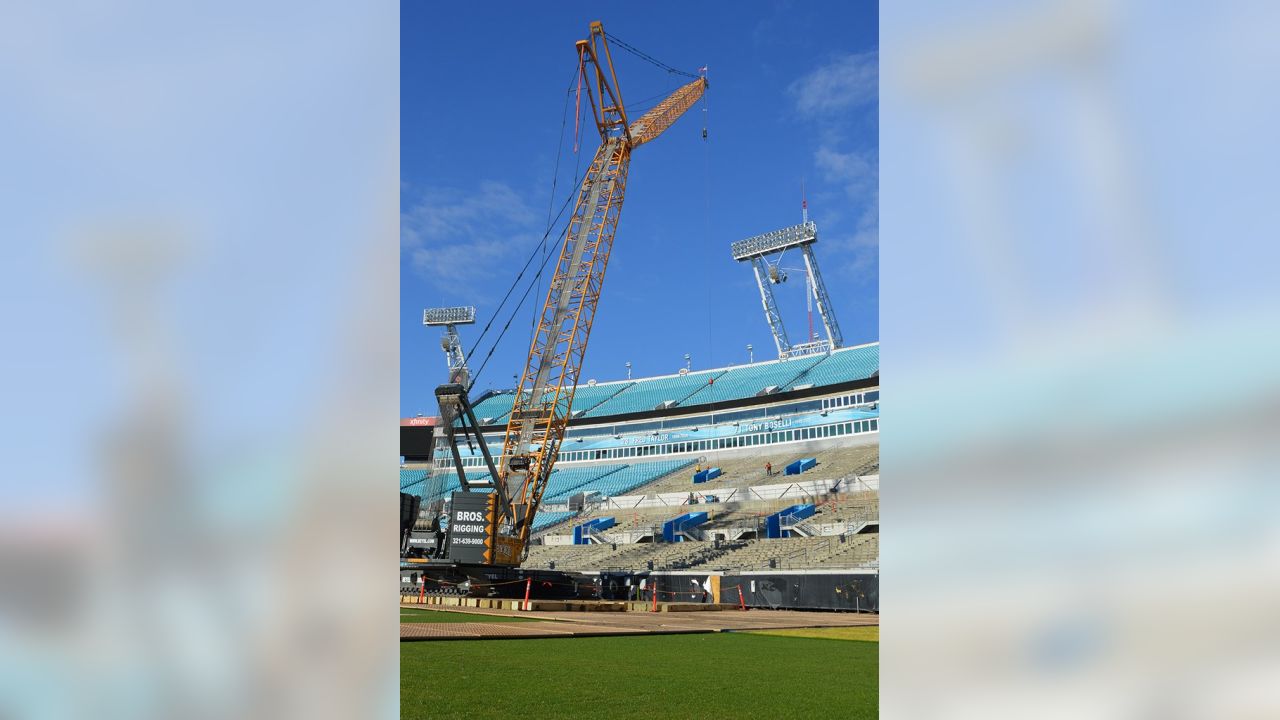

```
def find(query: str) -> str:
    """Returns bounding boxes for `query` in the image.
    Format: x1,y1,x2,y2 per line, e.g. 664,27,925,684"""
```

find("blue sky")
402,1,878,416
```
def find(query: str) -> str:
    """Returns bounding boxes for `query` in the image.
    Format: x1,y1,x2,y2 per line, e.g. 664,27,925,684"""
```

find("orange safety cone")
523,577,533,612
652,584,659,613
738,586,746,611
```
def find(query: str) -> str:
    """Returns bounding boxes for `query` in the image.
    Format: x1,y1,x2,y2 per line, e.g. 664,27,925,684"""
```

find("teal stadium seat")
457,342,878,426
573,458,694,498
400,468,429,493
465,381,633,426
563,381,633,415
679,355,825,406
408,460,689,505
402,469,496,502
531,510,575,532
584,370,725,417
466,391,518,424
539,463,629,502
787,344,879,389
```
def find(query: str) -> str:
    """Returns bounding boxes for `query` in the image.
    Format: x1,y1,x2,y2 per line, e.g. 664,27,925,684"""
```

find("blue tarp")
764,503,815,538
573,516,616,544
662,511,708,542
692,467,723,484
785,458,817,475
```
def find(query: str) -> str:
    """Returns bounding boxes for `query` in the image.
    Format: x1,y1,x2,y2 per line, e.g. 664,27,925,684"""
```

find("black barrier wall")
715,572,878,612
399,568,878,610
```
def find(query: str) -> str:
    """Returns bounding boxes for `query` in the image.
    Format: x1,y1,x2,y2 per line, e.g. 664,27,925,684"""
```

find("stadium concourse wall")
407,356,880,458
537,474,879,530
436,399,880,474
601,568,879,612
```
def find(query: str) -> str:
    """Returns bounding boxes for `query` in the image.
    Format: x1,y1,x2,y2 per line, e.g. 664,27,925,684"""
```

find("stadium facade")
401,341,879,611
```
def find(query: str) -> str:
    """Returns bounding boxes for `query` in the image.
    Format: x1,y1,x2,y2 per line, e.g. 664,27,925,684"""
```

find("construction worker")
765,461,773,477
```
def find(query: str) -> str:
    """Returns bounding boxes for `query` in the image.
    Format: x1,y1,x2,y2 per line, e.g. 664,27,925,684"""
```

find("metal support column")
751,256,791,357
801,245,843,349
731,220,846,359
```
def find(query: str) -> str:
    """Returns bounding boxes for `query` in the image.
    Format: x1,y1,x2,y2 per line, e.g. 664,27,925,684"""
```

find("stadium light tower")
730,219,844,359
625,361,632,380
747,343,754,363
423,306,476,388
684,353,691,371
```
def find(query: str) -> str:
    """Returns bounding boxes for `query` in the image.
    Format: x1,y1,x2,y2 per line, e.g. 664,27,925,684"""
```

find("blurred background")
882,0,1280,718
1,1,1278,718
0,1,398,718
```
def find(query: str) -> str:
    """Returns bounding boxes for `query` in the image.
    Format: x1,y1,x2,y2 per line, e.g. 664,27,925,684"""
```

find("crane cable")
465,68,584,389
702,67,715,388
603,31,702,80
468,192,576,391
530,65,578,350
469,37,702,389
523,61,590,374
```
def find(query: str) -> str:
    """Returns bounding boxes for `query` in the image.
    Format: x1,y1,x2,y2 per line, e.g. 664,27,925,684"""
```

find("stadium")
401,16,878,720
399,345,880,717
401,342,879,607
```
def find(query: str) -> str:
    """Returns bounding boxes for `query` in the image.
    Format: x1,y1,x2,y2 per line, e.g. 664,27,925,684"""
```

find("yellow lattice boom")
491,22,706,563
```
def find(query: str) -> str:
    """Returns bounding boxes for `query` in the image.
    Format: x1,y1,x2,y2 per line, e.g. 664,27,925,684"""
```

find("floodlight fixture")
424,305,477,387
728,218,843,358
423,306,476,326
729,221,816,261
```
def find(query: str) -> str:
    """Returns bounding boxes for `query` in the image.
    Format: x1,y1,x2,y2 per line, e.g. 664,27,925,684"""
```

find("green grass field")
402,632,877,719
399,608,543,624
745,626,879,642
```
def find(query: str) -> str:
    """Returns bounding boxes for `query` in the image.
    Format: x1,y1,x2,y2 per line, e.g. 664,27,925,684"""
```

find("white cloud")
788,51,878,116
815,145,878,200
813,146,878,285
401,181,541,297
788,52,878,286
818,196,878,286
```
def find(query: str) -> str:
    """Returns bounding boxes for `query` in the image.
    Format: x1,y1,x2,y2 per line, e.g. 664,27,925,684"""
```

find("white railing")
601,477,846,510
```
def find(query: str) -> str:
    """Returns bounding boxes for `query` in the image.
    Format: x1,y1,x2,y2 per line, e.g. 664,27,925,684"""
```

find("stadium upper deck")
463,341,878,425
422,342,879,474
405,342,879,543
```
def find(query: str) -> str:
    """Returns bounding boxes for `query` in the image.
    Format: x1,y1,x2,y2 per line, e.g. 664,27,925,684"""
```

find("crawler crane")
429,22,707,584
